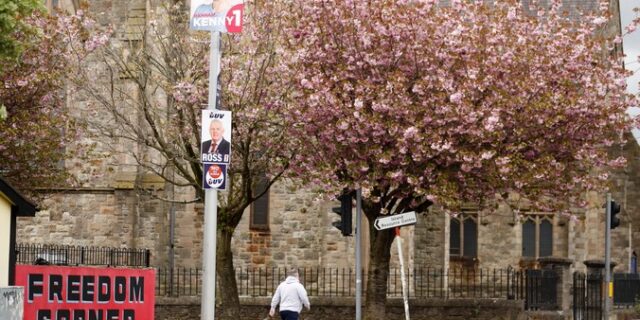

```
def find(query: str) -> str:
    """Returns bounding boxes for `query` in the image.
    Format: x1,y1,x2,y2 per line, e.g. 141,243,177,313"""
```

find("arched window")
539,219,553,257
522,219,536,257
450,219,461,256
463,218,478,257
521,215,553,258
449,215,477,258
250,177,270,230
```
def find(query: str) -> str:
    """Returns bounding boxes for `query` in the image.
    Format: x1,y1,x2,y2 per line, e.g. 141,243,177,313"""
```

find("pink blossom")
449,92,463,104
403,126,419,139
507,7,517,20
592,17,608,26
280,0,636,216
626,24,637,33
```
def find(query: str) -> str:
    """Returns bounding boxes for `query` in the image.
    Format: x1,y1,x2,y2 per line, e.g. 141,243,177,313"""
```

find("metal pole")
169,200,176,295
355,188,362,320
201,31,221,320
605,193,611,320
395,227,410,320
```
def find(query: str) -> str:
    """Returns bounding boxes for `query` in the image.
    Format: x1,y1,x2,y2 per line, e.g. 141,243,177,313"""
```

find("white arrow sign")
374,211,417,231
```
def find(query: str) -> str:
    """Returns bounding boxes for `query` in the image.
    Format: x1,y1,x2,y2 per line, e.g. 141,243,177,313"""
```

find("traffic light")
610,200,621,229
332,193,353,236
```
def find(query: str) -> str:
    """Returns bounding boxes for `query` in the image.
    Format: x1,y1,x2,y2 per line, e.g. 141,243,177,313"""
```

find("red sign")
15,265,155,320
225,3,244,33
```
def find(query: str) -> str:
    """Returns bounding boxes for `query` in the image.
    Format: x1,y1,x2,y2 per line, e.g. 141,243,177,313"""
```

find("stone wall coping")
523,310,565,320
584,259,617,268
156,296,523,309
537,257,573,266
397,298,523,309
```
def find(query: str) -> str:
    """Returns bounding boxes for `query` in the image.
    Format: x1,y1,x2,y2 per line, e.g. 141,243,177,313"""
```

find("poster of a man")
190,0,243,32
201,110,232,164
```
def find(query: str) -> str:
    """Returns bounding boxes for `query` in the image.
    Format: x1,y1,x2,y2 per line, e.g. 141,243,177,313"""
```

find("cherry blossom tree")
282,0,637,317
70,1,293,317
0,7,104,196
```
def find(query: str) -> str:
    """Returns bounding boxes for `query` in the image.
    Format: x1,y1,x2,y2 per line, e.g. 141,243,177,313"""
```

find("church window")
449,215,477,258
521,215,553,258
250,177,269,230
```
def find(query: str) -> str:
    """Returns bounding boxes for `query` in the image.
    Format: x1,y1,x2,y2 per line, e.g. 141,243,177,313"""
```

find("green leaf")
0,104,7,121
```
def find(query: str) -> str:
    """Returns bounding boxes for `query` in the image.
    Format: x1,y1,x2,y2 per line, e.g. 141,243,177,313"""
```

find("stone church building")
18,0,640,286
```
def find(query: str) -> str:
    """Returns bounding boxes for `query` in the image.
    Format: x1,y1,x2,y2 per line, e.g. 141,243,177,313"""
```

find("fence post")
145,249,151,267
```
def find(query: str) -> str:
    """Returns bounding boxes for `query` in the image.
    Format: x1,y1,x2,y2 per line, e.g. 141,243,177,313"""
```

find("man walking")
269,268,310,320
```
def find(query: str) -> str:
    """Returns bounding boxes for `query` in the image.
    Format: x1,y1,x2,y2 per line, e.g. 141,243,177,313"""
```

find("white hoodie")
270,276,311,313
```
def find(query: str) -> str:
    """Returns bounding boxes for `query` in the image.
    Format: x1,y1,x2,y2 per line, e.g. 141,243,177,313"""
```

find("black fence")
16,243,150,267
573,272,603,320
156,266,557,308
613,273,640,307
518,269,559,310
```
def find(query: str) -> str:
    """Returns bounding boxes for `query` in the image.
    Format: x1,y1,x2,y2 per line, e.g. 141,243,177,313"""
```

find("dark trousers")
279,310,300,320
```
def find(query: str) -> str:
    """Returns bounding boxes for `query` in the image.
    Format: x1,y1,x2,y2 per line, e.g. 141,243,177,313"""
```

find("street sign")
374,211,417,231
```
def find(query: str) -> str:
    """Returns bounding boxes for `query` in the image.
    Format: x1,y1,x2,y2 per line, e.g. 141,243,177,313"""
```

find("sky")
621,0,640,140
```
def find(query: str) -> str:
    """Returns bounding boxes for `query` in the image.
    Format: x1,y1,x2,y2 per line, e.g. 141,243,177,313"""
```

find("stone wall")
155,297,525,320
15,177,201,269
14,0,640,290
477,204,521,270
413,209,446,269
232,180,372,270
609,133,640,273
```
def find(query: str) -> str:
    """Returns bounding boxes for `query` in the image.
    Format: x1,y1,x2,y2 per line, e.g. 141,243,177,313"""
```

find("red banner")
15,265,155,320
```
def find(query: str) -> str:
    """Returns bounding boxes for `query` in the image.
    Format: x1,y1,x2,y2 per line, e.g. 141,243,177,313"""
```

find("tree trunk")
363,224,395,320
216,227,240,319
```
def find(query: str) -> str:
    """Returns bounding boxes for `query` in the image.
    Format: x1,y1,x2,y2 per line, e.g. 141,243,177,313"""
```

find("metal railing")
16,243,150,267
518,269,558,310
156,266,558,308
573,271,603,320
613,273,640,307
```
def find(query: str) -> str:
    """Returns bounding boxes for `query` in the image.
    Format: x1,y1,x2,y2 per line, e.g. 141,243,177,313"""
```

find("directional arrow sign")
374,211,417,231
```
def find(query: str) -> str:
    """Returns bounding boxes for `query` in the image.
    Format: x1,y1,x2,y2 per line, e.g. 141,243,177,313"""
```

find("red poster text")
15,265,155,320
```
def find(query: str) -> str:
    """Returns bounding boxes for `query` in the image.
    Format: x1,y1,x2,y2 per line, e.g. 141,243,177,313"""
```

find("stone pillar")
584,259,617,278
584,259,617,320
538,257,573,314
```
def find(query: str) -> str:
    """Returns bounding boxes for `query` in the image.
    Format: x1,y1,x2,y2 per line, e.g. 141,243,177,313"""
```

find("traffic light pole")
605,193,611,320
355,188,362,320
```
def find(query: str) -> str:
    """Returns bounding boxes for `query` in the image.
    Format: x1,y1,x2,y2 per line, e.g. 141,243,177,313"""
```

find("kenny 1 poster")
190,0,244,33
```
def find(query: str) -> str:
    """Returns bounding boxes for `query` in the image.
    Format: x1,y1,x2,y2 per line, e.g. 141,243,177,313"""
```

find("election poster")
201,110,232,164
0,287,23,320
203,163,227,190
190,0,244,32
15,265,155,320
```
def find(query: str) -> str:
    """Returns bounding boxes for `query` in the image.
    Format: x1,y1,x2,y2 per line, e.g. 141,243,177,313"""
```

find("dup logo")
203,163,227,190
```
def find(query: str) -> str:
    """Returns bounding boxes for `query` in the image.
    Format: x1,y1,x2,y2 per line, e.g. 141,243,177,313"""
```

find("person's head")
287,268,299,279
209,120,224,141
213,0,232,13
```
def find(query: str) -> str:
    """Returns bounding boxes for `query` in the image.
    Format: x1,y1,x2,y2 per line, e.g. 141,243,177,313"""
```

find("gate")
573,271,603,320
